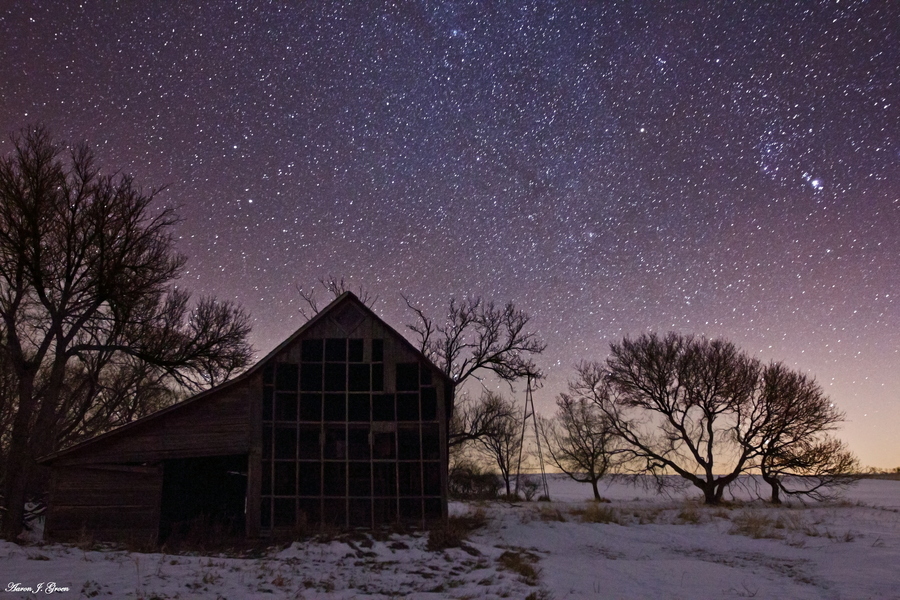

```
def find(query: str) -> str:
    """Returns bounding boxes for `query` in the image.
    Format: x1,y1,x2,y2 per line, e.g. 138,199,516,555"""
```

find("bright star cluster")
1,1,898,467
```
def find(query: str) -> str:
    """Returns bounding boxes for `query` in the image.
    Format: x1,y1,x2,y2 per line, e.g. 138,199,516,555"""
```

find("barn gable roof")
40,291,454,465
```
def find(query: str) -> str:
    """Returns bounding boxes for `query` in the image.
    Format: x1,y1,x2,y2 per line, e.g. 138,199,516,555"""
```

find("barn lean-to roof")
39,291,454,465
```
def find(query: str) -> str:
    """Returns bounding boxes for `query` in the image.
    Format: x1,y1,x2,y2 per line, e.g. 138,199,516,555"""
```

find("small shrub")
521,479,540,501
449,462,502,500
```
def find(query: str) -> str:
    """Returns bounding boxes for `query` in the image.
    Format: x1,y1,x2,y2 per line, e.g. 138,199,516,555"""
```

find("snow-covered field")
3,476,898,599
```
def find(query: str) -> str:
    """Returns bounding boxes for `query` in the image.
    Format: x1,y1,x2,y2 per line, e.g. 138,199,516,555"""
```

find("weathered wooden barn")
41,292,453,544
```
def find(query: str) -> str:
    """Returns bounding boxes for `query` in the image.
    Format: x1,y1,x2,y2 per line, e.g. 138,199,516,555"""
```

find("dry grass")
537,506,567,522
569,503,621,524
425,510,487,552
729,511,782,539
676,503,702,524
497,549,541,586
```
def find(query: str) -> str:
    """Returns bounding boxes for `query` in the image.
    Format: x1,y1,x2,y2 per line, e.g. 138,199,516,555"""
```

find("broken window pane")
372,394,394,421
262,426,272,459
423,462,441,496
298,498,321,525
348,462,371,496
299,393,322,421
399,498,422,521
273,498,296,527
302,339,323,362
323,462,346,496
324,363,346,391
372,431,396,460
348,426,370,460
398,426,420,460
275,363,299,391
420,387,437,421
397,393,419,421
325,338,347,362
297,462,321,496
372,463,396,497
274,462,296,495
323,393,346,422
421,424,440,460
396,363,419,391
300,363,323,391
398,462,422,496
297,425,320,459
348,364,370,391
347,394,370,422
323,425,346,459
275,392,298,421
348,338,364,362
349,498,371,527
274,427,297,460
263,387,273,421
371,364,384,391
322,499,346,526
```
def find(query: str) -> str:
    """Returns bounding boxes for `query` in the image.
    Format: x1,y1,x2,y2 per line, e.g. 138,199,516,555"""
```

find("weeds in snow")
497,549,541,586
426,510,487,551
569,503,620,524
729,512,782,539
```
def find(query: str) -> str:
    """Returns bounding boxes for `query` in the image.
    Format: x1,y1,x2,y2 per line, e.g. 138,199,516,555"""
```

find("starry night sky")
1,1,898,467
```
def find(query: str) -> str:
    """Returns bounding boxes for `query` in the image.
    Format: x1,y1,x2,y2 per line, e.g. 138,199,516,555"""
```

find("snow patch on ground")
2,477,898,599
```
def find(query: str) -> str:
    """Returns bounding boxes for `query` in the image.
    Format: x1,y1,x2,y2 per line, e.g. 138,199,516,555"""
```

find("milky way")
1,1,898,466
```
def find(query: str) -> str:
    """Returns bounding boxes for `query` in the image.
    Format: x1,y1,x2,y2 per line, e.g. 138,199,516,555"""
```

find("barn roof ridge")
39,290,453,465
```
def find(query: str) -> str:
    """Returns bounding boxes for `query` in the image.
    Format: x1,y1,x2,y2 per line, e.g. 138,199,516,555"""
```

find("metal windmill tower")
514,372,550,500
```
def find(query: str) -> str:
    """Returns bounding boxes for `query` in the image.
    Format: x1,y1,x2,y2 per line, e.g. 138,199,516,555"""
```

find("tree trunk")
2,377,38,541
701,483,719,505
591,479,601,501
2,442,33,541
762,473,782,504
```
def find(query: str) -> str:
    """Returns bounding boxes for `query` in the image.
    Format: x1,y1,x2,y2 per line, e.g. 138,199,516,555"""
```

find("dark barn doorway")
159,454,247,543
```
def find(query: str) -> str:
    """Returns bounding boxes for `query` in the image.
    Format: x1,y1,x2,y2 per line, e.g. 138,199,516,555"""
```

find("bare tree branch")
297,276,379,321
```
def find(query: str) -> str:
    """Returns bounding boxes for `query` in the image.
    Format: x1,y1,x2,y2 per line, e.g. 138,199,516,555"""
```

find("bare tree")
448,388,519,449
296,276,379,321
574,333,859,505
471,391,523,497
753,363,859,503
574,333,767,505
540,394,624,501
404,296,544,389
404,295,544,445
0,126,253,539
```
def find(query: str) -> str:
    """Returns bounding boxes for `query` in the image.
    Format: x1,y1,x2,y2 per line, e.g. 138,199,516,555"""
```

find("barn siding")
42,293,452,542
45,465,162,544
52,383,252,466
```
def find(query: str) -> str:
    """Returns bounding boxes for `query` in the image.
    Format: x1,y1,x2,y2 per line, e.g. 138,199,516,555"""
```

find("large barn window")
260,337,443,531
